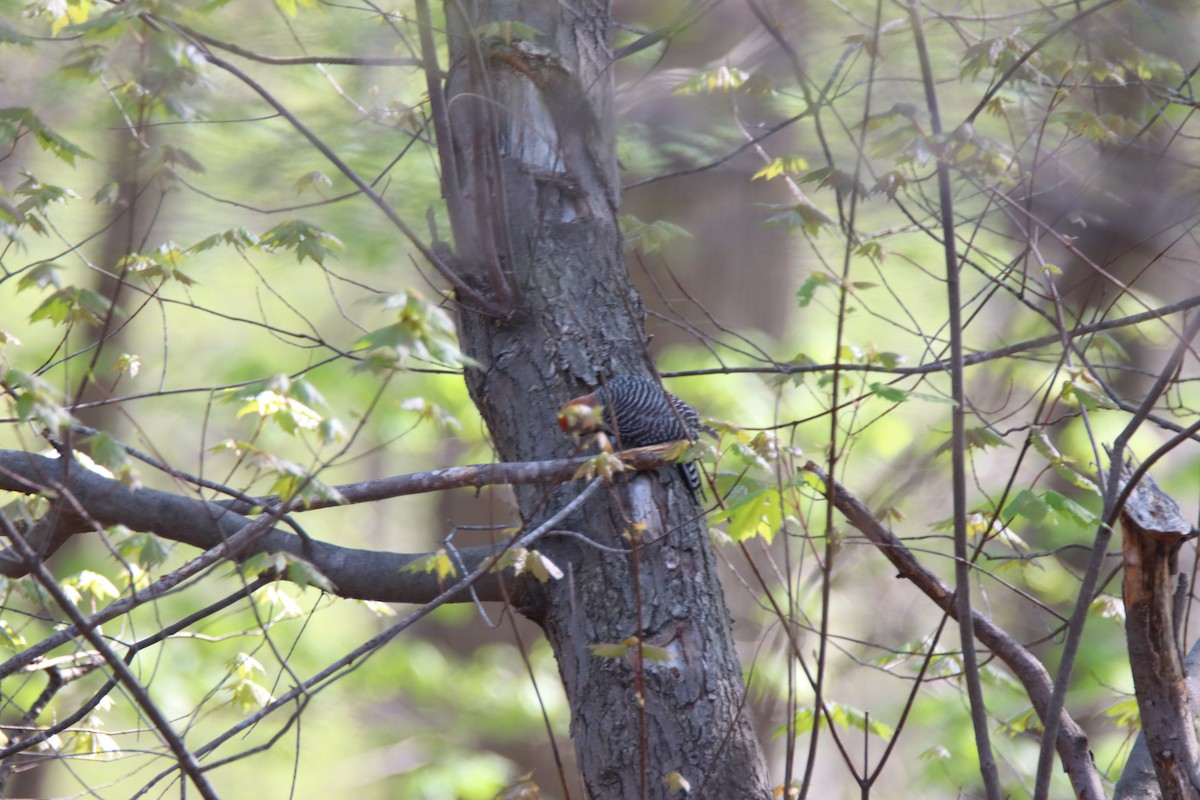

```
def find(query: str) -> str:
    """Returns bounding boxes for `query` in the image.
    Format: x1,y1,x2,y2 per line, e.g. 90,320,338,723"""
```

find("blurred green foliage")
0,0,1197,797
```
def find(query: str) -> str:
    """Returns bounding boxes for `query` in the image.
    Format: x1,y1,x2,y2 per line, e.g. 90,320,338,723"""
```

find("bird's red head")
557,396,603,434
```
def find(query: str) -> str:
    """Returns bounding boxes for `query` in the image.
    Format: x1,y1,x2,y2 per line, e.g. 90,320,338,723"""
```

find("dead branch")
1117,462,1200,800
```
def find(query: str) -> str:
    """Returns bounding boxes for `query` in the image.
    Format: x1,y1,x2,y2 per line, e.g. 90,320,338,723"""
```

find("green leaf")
1043,490,1098,527
84,430,139,487
997,707,1042,737
29,286,113,327
1104,696,1140,730
67,570,120,603
355,291,477,370
399,397,463,431
236,389,322,434
775,702,894,740
229,652,265,678
117,532,171,570
1060,374,1117,410
225,672,274,714
0,619,27,651
273,0,315,17
751,156,809,181
285,557,336,593
1004,489,1096,528
795,272,833,307
920,745,951,761
294,171,332,194
250,584,304,618
496,547,565,582
92,182,120,206
1004,489,1047,524
964,426,1009,450
589,640,632,659
65,730,121,759
158,145,205,173
672,65,750,94
16,262,62,292
662,772,691,793
871,170,908,198
401,549,457,584
226,374,333,438
763,203,834,236
712,488,781,544
188,227,259,254
868,382,908,403
259,219,343,265
620,214,692,253
0,108,91,164
4,369,73,430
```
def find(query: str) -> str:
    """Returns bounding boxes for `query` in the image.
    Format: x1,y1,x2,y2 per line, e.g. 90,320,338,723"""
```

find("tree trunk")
434,1,772,796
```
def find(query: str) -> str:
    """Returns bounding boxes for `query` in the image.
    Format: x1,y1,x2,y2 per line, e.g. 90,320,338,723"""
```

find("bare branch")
0,446,689,595
171,23,419,66
802,462,1105,800
0,515,220,800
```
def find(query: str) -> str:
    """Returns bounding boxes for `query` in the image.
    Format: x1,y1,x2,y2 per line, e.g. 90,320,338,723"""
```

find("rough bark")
1116,640,1200,800
1115,465,1200,800
438,1,772,796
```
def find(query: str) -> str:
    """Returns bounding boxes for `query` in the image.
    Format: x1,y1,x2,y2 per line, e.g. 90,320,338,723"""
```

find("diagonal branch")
154,15,501,314
0,515,220,800
802,462,1106,800
131,479,605,798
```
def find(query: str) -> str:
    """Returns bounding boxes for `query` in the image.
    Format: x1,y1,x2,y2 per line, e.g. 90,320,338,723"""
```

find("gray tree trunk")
434,1,772,796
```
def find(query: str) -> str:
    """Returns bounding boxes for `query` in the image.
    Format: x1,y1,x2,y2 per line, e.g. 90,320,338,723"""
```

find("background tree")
0,1,1198,799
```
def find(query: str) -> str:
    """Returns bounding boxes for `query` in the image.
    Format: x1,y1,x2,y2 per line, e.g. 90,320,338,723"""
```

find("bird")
557,374,705,499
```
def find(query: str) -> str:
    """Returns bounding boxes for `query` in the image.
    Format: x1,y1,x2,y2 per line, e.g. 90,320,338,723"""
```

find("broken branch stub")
1118,461,1200,800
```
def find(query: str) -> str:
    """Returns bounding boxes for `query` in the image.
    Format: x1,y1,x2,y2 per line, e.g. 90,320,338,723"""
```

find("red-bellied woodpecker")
557,374,704,499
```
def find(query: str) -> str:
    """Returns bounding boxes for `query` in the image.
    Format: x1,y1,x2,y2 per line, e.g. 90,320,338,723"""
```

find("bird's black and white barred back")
558,374,705,498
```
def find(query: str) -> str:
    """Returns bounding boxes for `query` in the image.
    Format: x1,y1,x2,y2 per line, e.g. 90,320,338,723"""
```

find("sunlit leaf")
1104,696,1140,730
673,65,751,94
752,156,809,181
711,488,781,544
589,639,633,659
775,702,894,740
1090,594,1125,621
662,771,691,793
401,549,457,585
0,619,26,651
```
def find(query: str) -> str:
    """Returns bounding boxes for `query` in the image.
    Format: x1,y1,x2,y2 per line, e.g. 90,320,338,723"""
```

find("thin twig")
0,516,221,800
908,3,999,796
